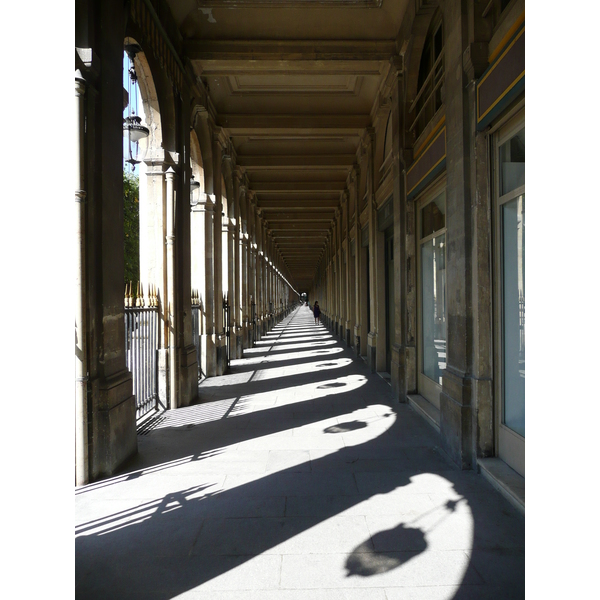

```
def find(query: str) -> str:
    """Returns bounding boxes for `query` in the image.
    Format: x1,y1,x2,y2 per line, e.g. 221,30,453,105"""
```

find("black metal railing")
191,290,203,380
125,304,159,420
223,293,230,367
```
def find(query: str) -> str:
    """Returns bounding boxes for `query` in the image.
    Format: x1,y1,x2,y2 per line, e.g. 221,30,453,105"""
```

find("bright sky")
123,51,145,175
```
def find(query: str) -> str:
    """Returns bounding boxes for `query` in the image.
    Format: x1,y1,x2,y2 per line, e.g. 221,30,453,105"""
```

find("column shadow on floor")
76,308,524,599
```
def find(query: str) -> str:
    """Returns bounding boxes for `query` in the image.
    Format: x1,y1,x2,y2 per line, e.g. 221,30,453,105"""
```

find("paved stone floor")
75,306,525,599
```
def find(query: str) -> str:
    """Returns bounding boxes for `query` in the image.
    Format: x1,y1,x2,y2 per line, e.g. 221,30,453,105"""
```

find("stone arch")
190,128,204,198
404,4,445,141
191,105,214,195
220,158,235,219
374,109,393,180
123,31,177,158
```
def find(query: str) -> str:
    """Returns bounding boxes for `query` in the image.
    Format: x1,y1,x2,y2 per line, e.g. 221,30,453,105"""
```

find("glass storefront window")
502,193,525,437
421,233,446,386
500,128,525,195
421,191,446,238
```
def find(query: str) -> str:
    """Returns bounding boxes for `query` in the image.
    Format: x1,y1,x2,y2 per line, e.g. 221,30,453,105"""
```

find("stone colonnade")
308,0,526,476
74,0,296,484
75,0,525,485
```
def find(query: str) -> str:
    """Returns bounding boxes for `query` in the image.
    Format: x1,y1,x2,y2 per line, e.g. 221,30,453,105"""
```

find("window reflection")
421,233,446,385
502,194,525,437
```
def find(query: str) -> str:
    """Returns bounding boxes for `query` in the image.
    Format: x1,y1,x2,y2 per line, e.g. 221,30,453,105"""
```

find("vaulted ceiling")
166,0,410,291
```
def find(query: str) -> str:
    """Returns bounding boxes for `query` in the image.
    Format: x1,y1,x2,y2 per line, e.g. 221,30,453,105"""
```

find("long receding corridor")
75,305,524,599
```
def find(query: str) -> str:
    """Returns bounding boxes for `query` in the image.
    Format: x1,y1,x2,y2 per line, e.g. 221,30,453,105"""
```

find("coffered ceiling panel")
165,0,410,291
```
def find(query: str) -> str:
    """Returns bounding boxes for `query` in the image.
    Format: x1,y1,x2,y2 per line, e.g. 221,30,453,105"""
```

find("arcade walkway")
75,306,524,599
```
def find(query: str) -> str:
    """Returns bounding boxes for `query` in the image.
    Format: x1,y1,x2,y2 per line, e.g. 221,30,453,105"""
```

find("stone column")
75,71,89,486
237,178,249,350
389,57,412,402
223,155,237,360
80,4,137,481
256,210,264,336
438,0,479,469
165,167,177,409
224,209,234,361
352,166,362,356
341,190,351,347
365,127,379,372
212,128,226,374
248,193,257,344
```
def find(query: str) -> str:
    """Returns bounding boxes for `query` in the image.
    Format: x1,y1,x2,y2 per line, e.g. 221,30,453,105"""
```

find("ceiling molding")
197,0,383,7
186,39,396,61
218,113,371,135
222,74,364,97
236,154,355,168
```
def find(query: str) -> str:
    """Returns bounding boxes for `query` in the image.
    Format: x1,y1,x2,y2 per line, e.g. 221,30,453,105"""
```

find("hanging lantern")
190,175,201,207
123,43,149,167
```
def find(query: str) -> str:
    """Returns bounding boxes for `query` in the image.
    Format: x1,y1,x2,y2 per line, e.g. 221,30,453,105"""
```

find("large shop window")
418,186,446,410
495,115,525,476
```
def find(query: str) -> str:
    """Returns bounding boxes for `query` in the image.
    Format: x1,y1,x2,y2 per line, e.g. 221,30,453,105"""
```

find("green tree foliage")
123,170,140,285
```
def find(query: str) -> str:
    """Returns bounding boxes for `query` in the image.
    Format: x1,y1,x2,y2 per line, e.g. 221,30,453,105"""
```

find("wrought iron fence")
191,288,203,380
251,300,256,346
223,292,230,367
124,282,159,420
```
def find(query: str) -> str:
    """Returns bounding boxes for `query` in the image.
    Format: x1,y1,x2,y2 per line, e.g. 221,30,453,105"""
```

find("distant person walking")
313,301,320,325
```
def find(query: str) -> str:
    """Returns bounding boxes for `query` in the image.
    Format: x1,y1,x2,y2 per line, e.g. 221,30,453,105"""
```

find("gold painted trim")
407,128,446,197
414,115,446,161
477,27,525,124
489,11,525,63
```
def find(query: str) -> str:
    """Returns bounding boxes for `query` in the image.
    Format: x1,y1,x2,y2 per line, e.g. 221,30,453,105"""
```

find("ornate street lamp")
123,44,149,168
190,175,201,207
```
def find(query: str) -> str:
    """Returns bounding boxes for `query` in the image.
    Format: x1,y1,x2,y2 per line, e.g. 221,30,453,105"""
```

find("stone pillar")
165,168,178,408
463,3,494,463
75,71,89,486
237,178,249,350
212,129,226,374
351,166,362,356
223,155,237,360
439,0,477,469
342,190,352,347
256,211,264,336
78,2,137,481
249,193,257,344
389,57,412,403
202,193,217,377
364,128,379,372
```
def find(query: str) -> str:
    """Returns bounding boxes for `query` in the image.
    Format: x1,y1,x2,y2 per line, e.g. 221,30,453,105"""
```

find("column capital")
389,54,404,76
233,166,245,183
212,126,229,150
75,69,86,95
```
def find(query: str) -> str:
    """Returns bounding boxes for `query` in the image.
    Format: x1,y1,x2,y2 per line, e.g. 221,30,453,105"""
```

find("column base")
91,370,137,481
178,344,198,407
440,369,474,470
354,324,361,356
367,332,377,373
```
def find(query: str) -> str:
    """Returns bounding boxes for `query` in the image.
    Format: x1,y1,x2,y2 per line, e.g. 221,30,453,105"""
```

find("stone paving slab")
75,306,525,599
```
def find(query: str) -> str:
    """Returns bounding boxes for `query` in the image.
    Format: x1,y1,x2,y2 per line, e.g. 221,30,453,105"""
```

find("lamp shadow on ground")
76,310,525,599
